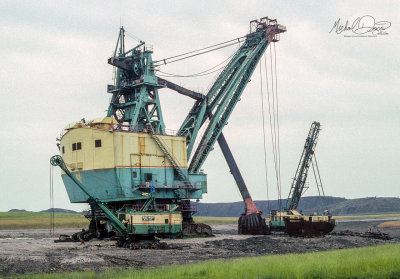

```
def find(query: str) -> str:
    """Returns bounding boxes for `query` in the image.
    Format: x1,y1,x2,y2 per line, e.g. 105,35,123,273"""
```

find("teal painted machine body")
117,211,183,235
62,168,206,203
53,17,287,238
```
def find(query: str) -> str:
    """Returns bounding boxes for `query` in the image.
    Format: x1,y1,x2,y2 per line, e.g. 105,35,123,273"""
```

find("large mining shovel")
218,134,269,235
238,198,269,234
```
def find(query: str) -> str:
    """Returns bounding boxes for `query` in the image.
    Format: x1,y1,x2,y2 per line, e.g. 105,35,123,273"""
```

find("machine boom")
285,122,321,210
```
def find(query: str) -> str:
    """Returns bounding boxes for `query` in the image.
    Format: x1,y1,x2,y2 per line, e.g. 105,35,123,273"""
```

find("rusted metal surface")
54,229,94,243
182,222,213,236
284,217,335,236
238,213,269,235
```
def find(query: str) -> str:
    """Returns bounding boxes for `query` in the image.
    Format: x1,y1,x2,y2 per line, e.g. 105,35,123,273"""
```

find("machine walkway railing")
133,180,201,190
151,134,190,183
121,202,197,212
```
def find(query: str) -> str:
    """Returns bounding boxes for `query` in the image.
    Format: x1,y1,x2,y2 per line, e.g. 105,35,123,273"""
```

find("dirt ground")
0,221,399,276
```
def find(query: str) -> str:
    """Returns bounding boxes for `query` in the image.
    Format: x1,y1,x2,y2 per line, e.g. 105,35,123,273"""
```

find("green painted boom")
176,18,286,173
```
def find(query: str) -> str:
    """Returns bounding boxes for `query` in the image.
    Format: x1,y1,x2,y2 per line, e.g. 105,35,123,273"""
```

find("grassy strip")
0,212,82,218
0,213,238,230
334,213,400,220
0,212,89,230
15,244,400,279
2,212,400,230
379,221,400,228
0,213,237,230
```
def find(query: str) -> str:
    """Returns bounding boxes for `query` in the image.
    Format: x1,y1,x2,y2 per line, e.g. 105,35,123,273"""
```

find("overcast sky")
1,1,399,212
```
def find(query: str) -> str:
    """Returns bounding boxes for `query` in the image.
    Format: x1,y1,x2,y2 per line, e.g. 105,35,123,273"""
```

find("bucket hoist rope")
264,54,278,210
265,48,282,211
272,42,282,210
259,61,271,212
273,42,282,204
269,45,278,198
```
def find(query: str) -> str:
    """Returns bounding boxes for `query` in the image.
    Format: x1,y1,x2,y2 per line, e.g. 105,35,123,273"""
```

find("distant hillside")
195,197,400,217
8,209,29,212
329,197,400,215
40,208,80,214
8,197,399,217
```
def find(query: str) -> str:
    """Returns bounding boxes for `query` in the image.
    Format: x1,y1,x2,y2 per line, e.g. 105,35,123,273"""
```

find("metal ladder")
151,134,189,183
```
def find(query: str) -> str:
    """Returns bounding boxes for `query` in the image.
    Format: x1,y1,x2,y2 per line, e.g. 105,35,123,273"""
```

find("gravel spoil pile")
0,223,399,276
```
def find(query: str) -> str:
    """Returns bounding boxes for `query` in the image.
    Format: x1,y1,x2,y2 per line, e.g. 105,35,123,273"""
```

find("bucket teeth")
238,213,269,235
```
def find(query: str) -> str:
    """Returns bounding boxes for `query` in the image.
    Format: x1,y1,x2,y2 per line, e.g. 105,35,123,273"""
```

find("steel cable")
155,51,236,78
313,154,328,211
49,164,54,235
125,30,142,43
156,64,228,78
311,159,325,213
273,42,283,209
259,61,271,212
156,41,243,66
153,36,246,64
266,48,281,211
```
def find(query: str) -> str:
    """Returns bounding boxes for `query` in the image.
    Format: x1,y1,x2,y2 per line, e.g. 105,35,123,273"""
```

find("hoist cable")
153,36,246,64
264,54,279,210
155,51,236,78
313,155,325,197
49,163,51,234
125,30,142,43
269,46,278,190
49,164,54,235
155,41,243,66
259,61,271,213
311,158,325,213
273,42,283,208
156,63,227,78
313,154,328,210
268,46,282,211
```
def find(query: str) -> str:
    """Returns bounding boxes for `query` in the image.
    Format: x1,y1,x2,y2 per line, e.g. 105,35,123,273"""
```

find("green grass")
379,221,400,228
2,212,400,230
0,213,239,230
0,212,89,230
334,213,400,221
13,244,400,279
0,213,237,230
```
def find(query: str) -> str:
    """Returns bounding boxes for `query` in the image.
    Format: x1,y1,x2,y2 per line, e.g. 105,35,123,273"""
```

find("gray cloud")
1,1,399,211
